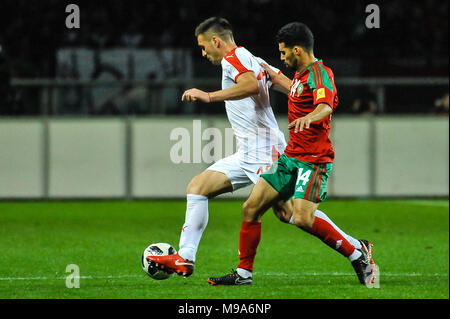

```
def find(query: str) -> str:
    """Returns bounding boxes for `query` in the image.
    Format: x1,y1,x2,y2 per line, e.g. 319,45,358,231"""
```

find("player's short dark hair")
275,22,314,52
194,17,234,41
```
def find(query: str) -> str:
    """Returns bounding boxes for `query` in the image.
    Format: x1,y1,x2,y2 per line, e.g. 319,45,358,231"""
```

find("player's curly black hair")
194,17,234,41
275,22,314,52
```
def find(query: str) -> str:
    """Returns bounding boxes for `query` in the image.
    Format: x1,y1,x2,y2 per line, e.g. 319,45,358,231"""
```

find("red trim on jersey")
318,61,325,84
311,63,322,87
310,64,318,87
315,165,326,202
224,47,253,83
310,64,317,87
315,63,323,86
271,146,281,162
312,166,324,202
309,166,319,201
256,70,266,80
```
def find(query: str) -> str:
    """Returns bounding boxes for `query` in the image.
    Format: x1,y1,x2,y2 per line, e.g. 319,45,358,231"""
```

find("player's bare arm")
209,71,259,102
288,103,333,133
181,88,210,102
181,72,259,103
260,62,291,95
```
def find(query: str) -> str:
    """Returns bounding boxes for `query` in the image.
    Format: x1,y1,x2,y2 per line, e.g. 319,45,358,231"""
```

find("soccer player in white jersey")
146,17,286,277
147,17,363,281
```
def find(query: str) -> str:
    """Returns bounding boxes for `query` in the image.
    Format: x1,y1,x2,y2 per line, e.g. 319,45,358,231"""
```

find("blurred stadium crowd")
0,0,448,115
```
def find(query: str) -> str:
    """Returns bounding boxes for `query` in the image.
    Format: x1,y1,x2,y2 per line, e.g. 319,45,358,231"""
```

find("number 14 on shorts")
296,168,312,186
295,167,313,194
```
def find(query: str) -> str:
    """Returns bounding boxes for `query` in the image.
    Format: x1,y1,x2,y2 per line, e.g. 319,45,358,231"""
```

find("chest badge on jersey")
296,83,304,96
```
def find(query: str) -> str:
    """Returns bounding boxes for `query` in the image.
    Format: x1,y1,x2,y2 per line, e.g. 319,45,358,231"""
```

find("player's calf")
291,203,316,231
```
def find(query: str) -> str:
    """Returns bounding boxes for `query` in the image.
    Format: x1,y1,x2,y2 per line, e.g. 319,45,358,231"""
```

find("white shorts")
206,153,272,191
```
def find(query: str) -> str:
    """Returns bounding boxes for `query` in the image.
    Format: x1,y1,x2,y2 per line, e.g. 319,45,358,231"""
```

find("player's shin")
178,194,209,262
289,210,362,250
313,210,362,250
310,215,361,260
237,221,261,278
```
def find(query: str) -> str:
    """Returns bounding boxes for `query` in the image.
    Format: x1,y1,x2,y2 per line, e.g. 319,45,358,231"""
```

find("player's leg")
291,198,376,285
272,198,293,223
272,198,362,250
237,178,281,276
148,154,252,276
312,209,362,250
290,198,360,258
290,161,376,285
207,154,297,285
186,169,233,198
177,169,233,264
289,160,362,260
207,177,281,285
148,169,233,276
178,153,254,264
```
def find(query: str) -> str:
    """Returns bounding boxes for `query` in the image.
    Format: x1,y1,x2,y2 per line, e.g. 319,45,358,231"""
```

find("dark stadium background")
0,0,448,116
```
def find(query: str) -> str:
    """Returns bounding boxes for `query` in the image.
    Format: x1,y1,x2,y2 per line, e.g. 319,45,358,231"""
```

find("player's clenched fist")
181,88,211,103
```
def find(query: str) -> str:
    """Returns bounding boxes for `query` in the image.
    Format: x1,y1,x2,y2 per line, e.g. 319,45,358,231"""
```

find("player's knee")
186,175,207,196
242,200,253,216
242,200,259,222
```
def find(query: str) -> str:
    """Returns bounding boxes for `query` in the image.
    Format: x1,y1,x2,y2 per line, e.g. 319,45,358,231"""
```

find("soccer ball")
141,242,177,280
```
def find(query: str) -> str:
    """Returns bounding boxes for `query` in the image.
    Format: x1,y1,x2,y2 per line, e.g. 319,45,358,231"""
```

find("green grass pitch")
0,199,448,299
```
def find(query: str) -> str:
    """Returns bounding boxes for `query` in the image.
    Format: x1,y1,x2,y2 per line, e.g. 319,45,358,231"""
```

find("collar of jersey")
223,46,243,61
296,58,321,77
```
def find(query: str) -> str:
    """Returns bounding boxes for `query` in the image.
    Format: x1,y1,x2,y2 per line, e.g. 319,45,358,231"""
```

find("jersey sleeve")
223,48,255,83
306,64,336,109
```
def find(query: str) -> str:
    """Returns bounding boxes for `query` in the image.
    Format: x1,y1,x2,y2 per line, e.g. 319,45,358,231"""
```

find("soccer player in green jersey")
207,22,377,286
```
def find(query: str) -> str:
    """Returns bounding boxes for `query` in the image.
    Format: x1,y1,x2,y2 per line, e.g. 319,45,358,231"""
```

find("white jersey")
221,46,287,164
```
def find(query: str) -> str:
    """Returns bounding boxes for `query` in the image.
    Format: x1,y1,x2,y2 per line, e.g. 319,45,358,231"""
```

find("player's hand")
181,88,211,103
260,62,280,84
288,116,312,133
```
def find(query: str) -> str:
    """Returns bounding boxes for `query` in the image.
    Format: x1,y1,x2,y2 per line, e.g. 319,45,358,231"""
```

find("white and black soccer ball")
141,242,177,280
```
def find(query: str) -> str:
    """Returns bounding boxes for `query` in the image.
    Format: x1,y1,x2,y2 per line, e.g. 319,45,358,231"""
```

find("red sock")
237,221,261,272
311,217,355,257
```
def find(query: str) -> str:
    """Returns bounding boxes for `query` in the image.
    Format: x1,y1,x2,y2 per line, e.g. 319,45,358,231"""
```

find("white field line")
258,272,448,277
0,274,138,281
0,272,447,281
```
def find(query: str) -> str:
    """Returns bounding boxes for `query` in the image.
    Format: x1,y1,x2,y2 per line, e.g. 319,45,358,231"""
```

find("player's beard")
206,55,220,65
210,58,221,65
206,50,222,65
286,58,298,71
